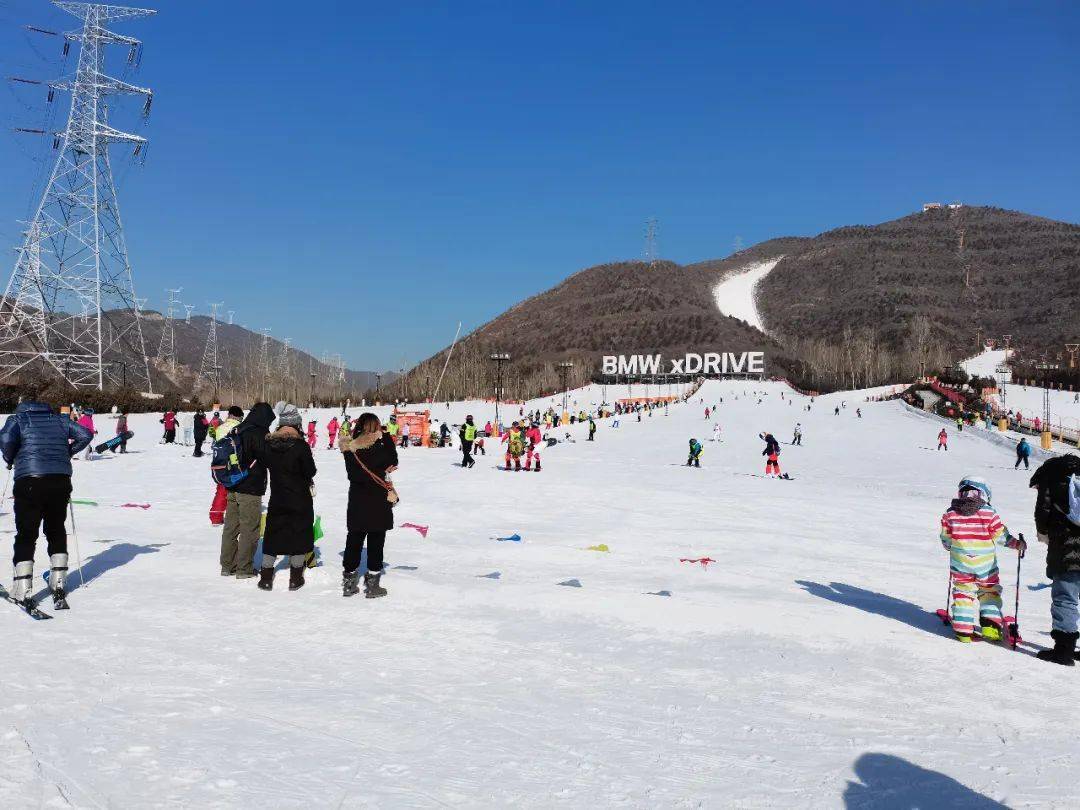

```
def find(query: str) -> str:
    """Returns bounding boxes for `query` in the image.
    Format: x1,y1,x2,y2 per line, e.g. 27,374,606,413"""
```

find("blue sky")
0,1,1077,371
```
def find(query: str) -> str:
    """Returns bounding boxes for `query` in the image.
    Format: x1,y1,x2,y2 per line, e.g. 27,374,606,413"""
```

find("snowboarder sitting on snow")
503,422,526,471
687,438,703,468
939,476,1026,643
760,432,782,478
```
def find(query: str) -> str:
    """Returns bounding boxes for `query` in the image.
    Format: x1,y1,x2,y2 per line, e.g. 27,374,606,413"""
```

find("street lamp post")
490,352,511,433
557,361,574,414
310,372,316,407
375,372,382,404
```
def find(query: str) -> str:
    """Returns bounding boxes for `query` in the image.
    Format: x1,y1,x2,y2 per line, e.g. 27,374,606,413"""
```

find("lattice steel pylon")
198,303,222,391
0,1,156,392
156,287,181,374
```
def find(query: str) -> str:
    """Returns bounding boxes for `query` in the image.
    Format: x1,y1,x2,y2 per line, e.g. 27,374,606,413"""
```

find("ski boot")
955,632,974,643
468,459,475,468
50,553,69,610
1037,630,1078,666
364,572,387,599
257,567,275,591
288,565,305,592
980,618,1002,643
12,560,33,604
343,570,360,598
535,461,541,472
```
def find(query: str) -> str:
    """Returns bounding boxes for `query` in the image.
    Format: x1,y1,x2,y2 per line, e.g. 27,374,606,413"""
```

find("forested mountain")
398,206,1079,399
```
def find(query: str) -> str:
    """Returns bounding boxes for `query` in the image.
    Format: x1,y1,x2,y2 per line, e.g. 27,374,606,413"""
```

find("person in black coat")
340,412,398,598
193,408,209,457
1030,453,1080,664
258,403,317,592
219,402,276,578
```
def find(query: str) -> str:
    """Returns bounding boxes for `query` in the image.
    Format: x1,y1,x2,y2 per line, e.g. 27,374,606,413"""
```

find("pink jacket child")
327,417,339,448
306,421,317,448
524,425,542,471
78,411,97,458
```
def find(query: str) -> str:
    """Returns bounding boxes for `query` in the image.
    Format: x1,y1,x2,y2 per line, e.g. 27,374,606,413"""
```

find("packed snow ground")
711,258,782,333
961,348,1012,379
1,380,1078,808
959,348,1080,432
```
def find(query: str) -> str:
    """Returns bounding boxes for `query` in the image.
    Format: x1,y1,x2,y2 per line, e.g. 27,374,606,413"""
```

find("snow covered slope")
0,381,1076,807
961,347,1012,379
711,258,782,332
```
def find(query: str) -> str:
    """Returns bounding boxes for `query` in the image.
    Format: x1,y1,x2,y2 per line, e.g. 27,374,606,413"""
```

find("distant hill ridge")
399,205,1080,398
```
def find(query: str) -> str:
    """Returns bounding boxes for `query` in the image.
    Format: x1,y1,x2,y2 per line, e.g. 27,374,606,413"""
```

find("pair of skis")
0,584,53,620
936,536,1025,649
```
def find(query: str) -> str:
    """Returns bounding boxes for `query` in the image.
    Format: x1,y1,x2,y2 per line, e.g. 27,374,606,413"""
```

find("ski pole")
943,568,953,624
0,464,10,514
1010,533,1025,648
68,498,85,588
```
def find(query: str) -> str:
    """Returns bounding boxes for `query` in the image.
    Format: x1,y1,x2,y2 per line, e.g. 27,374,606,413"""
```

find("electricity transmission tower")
183,304,194,323
156,287,181,374
198,303,222,392
257,328,271,399
0,2,156,391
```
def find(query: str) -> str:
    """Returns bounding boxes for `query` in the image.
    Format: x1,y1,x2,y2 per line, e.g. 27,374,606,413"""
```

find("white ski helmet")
958,476,992,503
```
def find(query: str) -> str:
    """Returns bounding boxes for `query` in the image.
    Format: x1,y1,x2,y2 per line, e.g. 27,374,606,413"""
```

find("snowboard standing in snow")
95,430,134,454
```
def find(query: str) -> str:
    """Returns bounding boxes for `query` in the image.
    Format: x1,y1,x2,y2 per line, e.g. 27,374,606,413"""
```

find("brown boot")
364,572,387,599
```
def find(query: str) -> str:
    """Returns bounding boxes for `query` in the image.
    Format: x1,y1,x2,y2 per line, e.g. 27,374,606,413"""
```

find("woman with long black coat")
340,412,398,598
258,404,317,592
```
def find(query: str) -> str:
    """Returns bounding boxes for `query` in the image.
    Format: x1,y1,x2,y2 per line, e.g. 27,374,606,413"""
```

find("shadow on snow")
795,580,945,635
68,541,169,592
843,752,1007,808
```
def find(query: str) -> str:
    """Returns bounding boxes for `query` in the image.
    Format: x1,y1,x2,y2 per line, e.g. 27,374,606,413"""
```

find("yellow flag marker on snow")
586,544,610,553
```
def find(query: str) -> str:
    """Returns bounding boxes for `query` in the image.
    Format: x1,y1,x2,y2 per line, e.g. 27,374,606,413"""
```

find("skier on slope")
524,422,542,471
588,417,596,442
327,416,339,450
0,397,93,609
1015,438,1032,471
705,407,711,420
687,438,703,468
939,477,1026,643
340,416,352,445
114,410,130,455
306,420,317,449
711,422,722,442
792,423,802,446
938,428,948,451
760,432,782,478
502,421,526,471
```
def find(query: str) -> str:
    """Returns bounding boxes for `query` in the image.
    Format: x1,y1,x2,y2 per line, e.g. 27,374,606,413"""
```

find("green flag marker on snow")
71,499,98,506
313,515,324,542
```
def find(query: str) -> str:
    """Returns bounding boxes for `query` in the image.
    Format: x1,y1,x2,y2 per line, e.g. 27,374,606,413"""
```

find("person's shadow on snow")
843,752,1007,808
68,541,169,592
795,580,944,635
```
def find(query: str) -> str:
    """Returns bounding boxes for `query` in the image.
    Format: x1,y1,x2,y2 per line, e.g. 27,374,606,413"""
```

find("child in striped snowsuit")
939,476,1026,642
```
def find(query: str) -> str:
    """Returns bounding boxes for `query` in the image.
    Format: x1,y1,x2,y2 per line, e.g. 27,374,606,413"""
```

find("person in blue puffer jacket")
0,400,93,607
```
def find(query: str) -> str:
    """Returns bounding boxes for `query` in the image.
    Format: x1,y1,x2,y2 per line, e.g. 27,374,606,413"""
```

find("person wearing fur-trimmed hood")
340,413,398,598
257,402,317,592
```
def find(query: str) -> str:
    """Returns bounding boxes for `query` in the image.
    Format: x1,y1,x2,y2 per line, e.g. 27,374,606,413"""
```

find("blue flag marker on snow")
558,578,582,588
496,534,521,542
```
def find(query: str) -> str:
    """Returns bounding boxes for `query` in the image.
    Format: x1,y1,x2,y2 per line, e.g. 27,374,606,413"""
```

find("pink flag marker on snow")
401,523,429,538
121,503,151,509
679,557,716,569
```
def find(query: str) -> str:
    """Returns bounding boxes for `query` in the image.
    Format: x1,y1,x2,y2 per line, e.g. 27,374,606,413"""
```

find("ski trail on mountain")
712,257,783,332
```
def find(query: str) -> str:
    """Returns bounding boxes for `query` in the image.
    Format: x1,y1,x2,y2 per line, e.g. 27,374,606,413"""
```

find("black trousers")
344,530,386,574
164,429,176,444
12,474,72,564
461,439,473,465
1015,456,1029,469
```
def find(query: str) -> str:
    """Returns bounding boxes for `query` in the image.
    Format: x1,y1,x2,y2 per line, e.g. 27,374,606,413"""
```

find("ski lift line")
430,320,462,404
